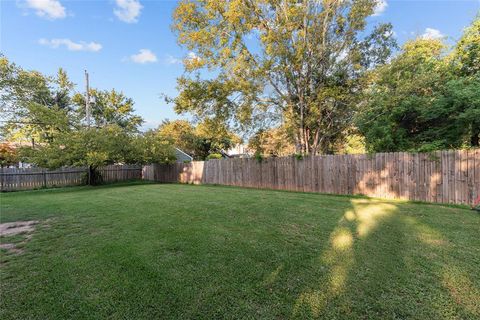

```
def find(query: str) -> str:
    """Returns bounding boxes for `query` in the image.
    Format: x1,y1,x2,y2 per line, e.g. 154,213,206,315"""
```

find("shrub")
294,153,304,160
206,153,222,160
254,152,264,163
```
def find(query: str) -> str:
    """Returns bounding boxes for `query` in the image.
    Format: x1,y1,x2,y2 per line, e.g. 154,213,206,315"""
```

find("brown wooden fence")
99,165,143,183
143,150,480,205
0,164,142,192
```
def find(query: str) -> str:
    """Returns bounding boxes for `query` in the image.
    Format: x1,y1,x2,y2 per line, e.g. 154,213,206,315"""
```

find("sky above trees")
1,0,479,131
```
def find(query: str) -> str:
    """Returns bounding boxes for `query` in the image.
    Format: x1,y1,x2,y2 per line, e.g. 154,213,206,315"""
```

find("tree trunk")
88,165,97,185
471,123,480,147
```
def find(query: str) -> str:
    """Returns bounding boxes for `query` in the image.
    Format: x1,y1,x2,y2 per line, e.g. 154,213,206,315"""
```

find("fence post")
42,169,47,188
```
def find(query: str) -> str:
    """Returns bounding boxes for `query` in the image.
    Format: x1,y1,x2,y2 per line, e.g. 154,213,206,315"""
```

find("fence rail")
144,149,480,205
3,150,479,205
0,165,142,192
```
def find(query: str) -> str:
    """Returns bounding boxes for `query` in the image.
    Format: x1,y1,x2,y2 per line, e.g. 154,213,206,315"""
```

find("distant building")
225,144,252,158
174,148,193,162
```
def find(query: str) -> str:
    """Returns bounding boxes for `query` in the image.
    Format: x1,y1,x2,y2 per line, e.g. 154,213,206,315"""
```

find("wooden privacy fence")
143,149,480,205
1,164,142,192
98,165,143,183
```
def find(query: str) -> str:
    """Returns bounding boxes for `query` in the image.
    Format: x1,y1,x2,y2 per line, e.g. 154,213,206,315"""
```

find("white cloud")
336,49,348,62
130,49,157,64
373,0,387,16
25,0,66,19
141,120,163,131
39,38,102,52
114,0,142,23
187,51,200,61
165,55,182,65
164,52,200,65
385,29,397,38
421,28,444,40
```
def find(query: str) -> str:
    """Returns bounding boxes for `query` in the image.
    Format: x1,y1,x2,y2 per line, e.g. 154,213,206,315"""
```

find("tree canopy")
156,119,240,160
171,0,396,154
72,89,143,133
1,57,175,183
0,143,18,168
248,125,295,157
1,57,74,145
1,57,144,144
356,17,480,152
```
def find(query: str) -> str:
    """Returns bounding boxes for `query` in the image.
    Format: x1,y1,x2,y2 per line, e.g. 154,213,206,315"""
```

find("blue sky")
1,0,479,130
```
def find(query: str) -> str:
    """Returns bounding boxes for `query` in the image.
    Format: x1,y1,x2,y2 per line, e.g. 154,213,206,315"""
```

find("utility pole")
85,70,91,185
85,70,90,127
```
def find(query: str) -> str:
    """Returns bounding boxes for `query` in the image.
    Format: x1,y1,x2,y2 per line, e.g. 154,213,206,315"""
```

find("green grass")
1,183,479,319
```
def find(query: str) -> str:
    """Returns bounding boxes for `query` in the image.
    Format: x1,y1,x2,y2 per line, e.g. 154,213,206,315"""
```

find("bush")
294,153,304,160
254,152,264,163
206,153,222,160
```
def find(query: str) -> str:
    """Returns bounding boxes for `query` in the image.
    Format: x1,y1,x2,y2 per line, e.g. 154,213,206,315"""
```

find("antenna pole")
85,70,90,127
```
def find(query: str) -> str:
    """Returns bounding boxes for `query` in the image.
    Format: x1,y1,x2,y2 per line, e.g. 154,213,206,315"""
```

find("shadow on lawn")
285,199,479,319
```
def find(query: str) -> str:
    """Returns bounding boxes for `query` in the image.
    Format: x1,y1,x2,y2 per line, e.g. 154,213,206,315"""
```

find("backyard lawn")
1,183,479,319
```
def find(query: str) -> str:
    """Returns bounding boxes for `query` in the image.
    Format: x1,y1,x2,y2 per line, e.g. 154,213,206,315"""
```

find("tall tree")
171,0,395,154
357,16,480,152
248,125,295,157
450,17,480,146
25,125,175,184
157,119,240,160
0,57,75,144
0,143,18,168
72,89,143,133
156,120,198,155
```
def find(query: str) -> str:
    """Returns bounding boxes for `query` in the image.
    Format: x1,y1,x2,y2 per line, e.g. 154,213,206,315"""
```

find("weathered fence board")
143,150,480,205
1,165,142,192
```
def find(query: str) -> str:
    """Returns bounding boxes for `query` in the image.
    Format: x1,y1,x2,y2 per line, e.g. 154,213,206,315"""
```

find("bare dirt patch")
0,220,39,255
0,220,39,237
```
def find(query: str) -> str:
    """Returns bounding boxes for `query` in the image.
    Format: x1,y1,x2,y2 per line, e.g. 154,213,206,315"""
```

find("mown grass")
1,183,479,319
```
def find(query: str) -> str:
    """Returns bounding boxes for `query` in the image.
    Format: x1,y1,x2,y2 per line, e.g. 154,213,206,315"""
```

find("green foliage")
0,143,18,167
0,57,171,184
134,130,177,165
23,125,176,170
206,153,222,160
157,119,239,160
254,151,263,163
156,120,198,156
0,56,74,144
171,0,396,155
340,134,366,155
294,153,304,160
453,17,480,76
24,125,135,169
1,57,144,146
72,89,143,133
21,125,175,184
248,126,295,158
357,17,480,152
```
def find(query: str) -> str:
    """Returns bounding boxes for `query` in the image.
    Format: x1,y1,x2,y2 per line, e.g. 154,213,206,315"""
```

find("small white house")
225,144,252,158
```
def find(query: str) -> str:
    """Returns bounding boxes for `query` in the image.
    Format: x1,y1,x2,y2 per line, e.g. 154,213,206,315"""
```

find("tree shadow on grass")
286,199,479,319
1,188,478,319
